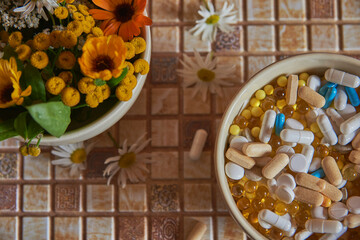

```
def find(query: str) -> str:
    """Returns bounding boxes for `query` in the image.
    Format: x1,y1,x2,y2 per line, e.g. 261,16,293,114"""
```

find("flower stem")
107,131,119,148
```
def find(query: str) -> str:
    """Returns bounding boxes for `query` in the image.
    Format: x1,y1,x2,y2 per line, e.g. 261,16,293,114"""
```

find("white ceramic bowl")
215,53,360,239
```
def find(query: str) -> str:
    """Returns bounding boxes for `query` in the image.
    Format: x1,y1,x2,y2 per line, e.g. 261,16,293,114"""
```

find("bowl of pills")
215,53,360,240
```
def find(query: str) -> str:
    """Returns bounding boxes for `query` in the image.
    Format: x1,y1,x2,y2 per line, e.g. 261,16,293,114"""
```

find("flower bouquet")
0,0,152,155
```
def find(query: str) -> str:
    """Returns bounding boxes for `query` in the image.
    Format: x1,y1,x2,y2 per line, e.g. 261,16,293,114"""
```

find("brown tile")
278,0,306,20
247,56,276,78
183,119,211,149
184,151,211,179
127,90,147,115
119,217,147,240
217,217,246,239
183,88,211,114
0,217,17,239
247,26,275,52
0,153,18,179
119,184,147,212
343,25,360,51
184,27,212,52
54,217,81,240
55,185,80,212
183,0,202,21
0,185,17,211
23,152,50,180
151,184,180,212
23,185,49,212
0,138,20,148
88,125,117,148
152,217,179,240
341,0,360,20
151,152,179,179
86,217,114,239
152,0,180,22
215,26,243,52
184,184,212,211
184,217,212,240
247,0,274,20
216,0,243,21
215,86,240,114
119,120,147,144
216,185,229,212
151,120,179,147
151,88,179,115
87,185,114,212
279,25,307,51
311,25,339,51
23,217,49,240
86,148,117,179
151,57,179,84
152,27,180,52
216,56,245,84
310,0,336,18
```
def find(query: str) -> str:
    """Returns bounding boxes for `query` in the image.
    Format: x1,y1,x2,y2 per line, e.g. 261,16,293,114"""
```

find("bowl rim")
214,52,360,240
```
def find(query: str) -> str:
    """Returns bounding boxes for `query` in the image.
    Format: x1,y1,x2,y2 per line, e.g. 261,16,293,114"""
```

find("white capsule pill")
339,130,360,146
319,226,347,240
295,229,313,240
229,136,249,151
301,145,314,173
309,157,322,172
325,68,360,88
282,140,297,148
312,206,329,220
276,145,295,157
244,128,254,142
305,219,343,234
306,108,326,125
258,214,272,229
328,202,348,221
225,162,244,180
277,173,296,189
289,154,308,173
259,209,292,232
334,86,348,111
285,118,304,130
346,196,360,214
280,129,314,145
244,166,262,181
307,75,321,91
338,104,357,120
189,129,208,161
259,110,276,143
340,112,360,135
317,115,338,145
326,108,344,128
275,185,295,204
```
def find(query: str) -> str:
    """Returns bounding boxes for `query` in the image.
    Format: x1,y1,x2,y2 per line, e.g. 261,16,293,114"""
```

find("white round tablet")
276,145,295,157
347,196,360,214
277,173,296,190
230,136,249,151
225,162,244,180
328,202,348,221
289,154,307,173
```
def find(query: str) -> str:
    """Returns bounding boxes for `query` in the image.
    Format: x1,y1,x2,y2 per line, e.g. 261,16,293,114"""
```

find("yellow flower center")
70,148,87,164
206,15,220,25
118,152,136,168
197,68,215,82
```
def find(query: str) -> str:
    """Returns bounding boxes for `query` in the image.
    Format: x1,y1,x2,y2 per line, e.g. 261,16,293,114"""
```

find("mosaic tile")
215,87,240,114
0,185,17,211
23,185,49,212
127,90,147,115
216,56,244,83
151,120,179,147
247,0,274,20
0,138,20,148
87,185,114,212
216,186,229,212
152,27,180,52
217,216,246,239
119,217,147,240
184,27,212,53
55,185,80,212
151,57,179,84
184,151,211,179
183,88,211,114
119,184,147,212
343,25,360,51
152,0,179,22
89,125,117,148
183,119,211,149
23,152,50,180
0,153,18,179
215,26,243,52
86,217,114,240
247,25,275,52
151,88,179,115
247,56,276,78
54,217,81,240
183,0,202,21
0,217,17,240
152,217,179,240
23,217,49,240
55,166,81,180
341,0,360,20
311,25,339,51
278,0,306,20
184,184,212,211
151,152,179,179
310,0,336,18
184,217,213,240
119,120,147,144
151,184,180,212
216,0,242,21
85,148,117,179
279,25,307,51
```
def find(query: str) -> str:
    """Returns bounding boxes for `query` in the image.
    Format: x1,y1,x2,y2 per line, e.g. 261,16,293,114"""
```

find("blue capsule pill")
345,86,360,107
275,113,285,136
311,168,325,178
323,87,337,109
318,82,338,96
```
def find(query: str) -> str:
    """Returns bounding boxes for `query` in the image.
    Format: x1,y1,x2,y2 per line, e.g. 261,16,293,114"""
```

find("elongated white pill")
280,129,314,145
307,75,321,91
259,110,276,143
347,196,360,214
276,145,295,157
324,68,360,88
309,157,322,172
259,209,292,232
317,115,338,145
305,219,343,234
312,206,329,220
295,229,313,240
326,108,344,127
285,118,304,130
338,104,356,120
319,226,347,240
267,178,278,196
301,145,314,173
229,136,248,151
258,215,272,229
225,162,244,180
189,129,208,161
334,86,347,111
340,112,360,135
275,185,295,204
306,108,326,125
339,130,360,145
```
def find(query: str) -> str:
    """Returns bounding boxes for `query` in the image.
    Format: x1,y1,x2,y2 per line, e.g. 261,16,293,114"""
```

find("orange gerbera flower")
78,35,127,81
89,0,152,41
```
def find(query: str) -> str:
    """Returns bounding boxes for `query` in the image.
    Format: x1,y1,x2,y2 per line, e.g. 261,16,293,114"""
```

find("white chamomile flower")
177,49,236,102
190,1,237,42
104,133,152,188
13,0,59,21
51,142,94,177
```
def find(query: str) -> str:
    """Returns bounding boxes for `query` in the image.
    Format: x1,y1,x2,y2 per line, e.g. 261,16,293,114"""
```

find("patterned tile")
183,119,211,149
88,125,118,148
119,217,147,240
217,217,246,240
184,184,212,211
183,88,211,114
279,25,307,51
151,184,180,212
86,217,114,240
55,185,80,212
23,185,49,212
343,25,360,51
0,153,18,179
151,120,179,147
23,152,50,180
54,217,81,240
152,217,179,240
215,87,240,114
119,184,147,212
216,56,244,83
310,0,336,18
278,0,306,20
184,151,211,179
119,120,147,144
151,152,179,179
247,25,275,52
0,217,17,240
341,0,360,20
151,57,179,84
216,0,242,21
85,148,117,179
184,217,213,240
87,185,114,212
247,0,274,20
184,27,212,52
0,185,17,211
183,0,202,21
0,138,20,148
152,0,180,22
152,27,180,52
311,25,339,51
23,217,49,240
215,26,243,52
247,56,276,78
127,90,147,115
55,166,82,180
151,88,179,115
216,186,229,212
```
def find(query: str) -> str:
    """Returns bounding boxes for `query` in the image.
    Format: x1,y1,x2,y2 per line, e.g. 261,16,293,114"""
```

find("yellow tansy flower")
124,42,135,60
61,87,80,107
33,33,51,51
94,85,110,103
122,61,134,76
30,51,49,69
15,44,32,61
116,85,132,101
78,77,96,94
82,21,92,34
67,21,83,37
67,4,77,13
58,71,73,84
0,31,9,43
133,59,149,75
45,77,66,95
91,27,103,37
121,75,137,90
60,30,77,49
73,12,85,22
56,51,76,70
78,4,89,16
86,15,95,27
85,92,100,108
8,32,23,48
54,6,69,19
50,30,62,48
130,37,146,54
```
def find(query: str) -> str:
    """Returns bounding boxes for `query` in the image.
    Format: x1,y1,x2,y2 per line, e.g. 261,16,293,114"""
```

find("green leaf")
94,79,106,86
107,67,128,88
14,112,28,139
26,102,71,138
27,117,44,140
0,119,17,141
20,64,46,102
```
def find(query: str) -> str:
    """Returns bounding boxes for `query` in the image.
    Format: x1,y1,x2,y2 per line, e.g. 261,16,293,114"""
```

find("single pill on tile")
262,153,289,179
294,229,313,240
294,186,324,206
301,145,314,173
307,75,321,91
259,109,276,143
277,173,296,190
334,85,347,111
340,112,360,135
258,209,292,232
286,74,298,105
242,142,272,157
289,154,308,173
345,86,360,107
323,87,337,109
285,118,304,130
312,206,329,220
317,115,338,146
189,129,208,161
280,129,314,145
186,220,207,240
319,225,347,240
225,148,256,169
346,196,360,214
322,156,343,186
225,162,244,180
324,68,360,88
338,104,356,120
298,86,326,108
305,219,343,234
344,214,360,228
244,166,262,181
321,181,343,202
275,113,286,136
352,131,360,150
349,150,360,164
275,185,295,204
328,202,348,221
254,156,272,167
276,145,295,157
229,136,249,151
325,108,344,127
295,172,326,192
339,130,359,146
309,157,322,172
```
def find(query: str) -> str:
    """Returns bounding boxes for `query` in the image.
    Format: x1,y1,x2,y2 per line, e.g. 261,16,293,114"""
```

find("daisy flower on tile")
177,50,235,102
103,133,152,188
51,142,94,177
13,0,59,21
190,1,236,42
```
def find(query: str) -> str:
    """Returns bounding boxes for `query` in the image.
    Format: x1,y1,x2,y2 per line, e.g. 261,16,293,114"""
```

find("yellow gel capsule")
250,98,261,107
251,107,263,117
229,124,240,135
298,79,306,87
255,90,266,100
310,122,320,133
277,76,287,87
276,99,287,110
292,112,301,120
241,109,252,120
251,127,260,138
274,201,288,216
299,72,309,81
264,85,274,95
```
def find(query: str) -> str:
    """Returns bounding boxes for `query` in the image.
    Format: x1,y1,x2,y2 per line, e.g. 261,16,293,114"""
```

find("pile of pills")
224,69,360,240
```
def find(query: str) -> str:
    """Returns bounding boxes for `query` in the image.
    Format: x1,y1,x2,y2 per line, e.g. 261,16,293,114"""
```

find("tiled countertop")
1,0,360,239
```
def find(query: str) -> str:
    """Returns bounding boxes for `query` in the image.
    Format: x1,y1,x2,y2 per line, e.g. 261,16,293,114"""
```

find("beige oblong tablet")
295,173,326,192
344,214,360,228
225,147,256,169
352,131,360,150
298,86,326,108
321,181,343,202
186,221,207,240
286,75,298,105
294,186,324,206
262,153,289,179
322,156,343,186
242,142,272,157
349,150,360,164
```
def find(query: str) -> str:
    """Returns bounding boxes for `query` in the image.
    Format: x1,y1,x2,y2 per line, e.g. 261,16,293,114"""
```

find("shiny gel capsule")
275,113,285,136
345,87,360,107
335,86,348,110
312,168,325,178
323,87,337,109
319,82,338,96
